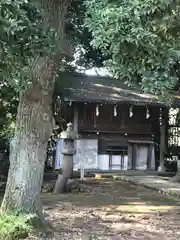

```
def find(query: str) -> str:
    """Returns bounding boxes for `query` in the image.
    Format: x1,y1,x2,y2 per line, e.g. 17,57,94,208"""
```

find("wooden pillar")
158,108,166,171
128,143,132,169
73,103,78,132
160,125,166,163
147,144,152,170
73,104,84,179
147,143,156,170
132,144,137,169
73,103,78,170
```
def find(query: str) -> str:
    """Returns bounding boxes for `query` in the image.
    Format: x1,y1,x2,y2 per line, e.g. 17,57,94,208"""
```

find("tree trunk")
1,74,55,221
1,0,70,224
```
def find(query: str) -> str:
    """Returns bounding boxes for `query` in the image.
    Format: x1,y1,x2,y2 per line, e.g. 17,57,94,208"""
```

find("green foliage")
67,0,106,69
0,0,104,141
0,0,58,140
0,0,57,91
0,80,18,139
0,212,34,240
86,0,180,97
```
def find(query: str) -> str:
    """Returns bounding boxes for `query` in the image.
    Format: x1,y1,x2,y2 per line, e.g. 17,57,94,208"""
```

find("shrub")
0,212,33,240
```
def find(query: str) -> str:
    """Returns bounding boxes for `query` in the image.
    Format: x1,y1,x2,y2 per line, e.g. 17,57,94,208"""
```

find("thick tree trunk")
1,75,54,221
1,0,70,224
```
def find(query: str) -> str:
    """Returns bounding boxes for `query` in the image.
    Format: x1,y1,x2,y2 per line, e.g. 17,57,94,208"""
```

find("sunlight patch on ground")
104,204,178,213
168,188,180,192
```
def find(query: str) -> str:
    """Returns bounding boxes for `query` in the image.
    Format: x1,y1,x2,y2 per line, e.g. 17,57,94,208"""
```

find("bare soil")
39,178,180,239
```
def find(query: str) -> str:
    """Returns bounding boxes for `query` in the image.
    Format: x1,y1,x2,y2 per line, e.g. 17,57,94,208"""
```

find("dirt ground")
39,178,180,239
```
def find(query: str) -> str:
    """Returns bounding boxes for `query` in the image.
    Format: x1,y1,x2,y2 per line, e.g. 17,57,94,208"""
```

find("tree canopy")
0,0,59,142
0,0,105,141
0,0,57,91
86,0,180,99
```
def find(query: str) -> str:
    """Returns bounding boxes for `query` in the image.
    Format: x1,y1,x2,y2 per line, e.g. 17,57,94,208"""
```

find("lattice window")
168,127,180,146
168,108,180,147
169,108,180,126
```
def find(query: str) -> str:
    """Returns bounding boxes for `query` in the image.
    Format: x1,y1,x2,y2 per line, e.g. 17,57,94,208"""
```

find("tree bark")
1,62,55,218
1,0,70,226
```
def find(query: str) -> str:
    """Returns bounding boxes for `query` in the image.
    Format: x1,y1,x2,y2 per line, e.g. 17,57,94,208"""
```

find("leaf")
85,0,180,101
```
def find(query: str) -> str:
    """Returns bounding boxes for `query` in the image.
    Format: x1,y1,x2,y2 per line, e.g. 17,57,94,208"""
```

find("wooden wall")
75,102,161,169
77,103,160,137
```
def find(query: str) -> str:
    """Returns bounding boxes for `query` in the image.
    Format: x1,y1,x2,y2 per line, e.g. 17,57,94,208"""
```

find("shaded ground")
40,179,180,239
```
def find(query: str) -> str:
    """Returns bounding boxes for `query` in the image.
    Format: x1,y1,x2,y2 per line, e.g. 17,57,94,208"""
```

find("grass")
0,212,34,240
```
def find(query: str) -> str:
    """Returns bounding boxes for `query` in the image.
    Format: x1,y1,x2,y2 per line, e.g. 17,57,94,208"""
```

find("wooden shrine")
54,73,179,172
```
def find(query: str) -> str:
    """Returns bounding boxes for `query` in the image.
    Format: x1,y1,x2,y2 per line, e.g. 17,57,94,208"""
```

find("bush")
0,212,33,240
